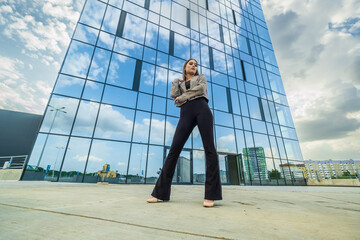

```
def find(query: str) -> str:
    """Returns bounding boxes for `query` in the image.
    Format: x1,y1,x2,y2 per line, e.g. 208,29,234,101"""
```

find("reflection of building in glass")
22,0,303,186
304,160,360,180
243,147,267,180
177,156,190,182
279,163,305,180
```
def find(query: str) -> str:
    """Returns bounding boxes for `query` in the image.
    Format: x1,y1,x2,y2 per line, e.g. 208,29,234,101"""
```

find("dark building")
0,109,42,157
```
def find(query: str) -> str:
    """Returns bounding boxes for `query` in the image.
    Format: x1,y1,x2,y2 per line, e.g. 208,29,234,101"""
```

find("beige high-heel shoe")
203,199,215,207
146,197,164,203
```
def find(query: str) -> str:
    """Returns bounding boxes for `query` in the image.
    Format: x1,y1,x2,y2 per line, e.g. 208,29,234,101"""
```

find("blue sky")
0,0,360,160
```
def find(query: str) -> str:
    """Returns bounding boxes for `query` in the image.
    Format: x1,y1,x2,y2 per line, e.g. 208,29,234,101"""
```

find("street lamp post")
52,146,64,179
36,105,67,168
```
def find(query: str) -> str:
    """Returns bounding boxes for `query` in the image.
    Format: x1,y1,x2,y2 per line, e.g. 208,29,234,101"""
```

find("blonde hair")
182,58,199,81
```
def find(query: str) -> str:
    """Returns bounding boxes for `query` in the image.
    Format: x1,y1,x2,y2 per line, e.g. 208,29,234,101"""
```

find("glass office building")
22,0,304,186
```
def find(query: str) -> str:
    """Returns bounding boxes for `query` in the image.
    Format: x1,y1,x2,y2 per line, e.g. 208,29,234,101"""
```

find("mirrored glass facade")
22,0,304,186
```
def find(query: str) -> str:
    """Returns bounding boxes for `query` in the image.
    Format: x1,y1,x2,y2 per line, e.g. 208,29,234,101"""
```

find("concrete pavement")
0,181,359,240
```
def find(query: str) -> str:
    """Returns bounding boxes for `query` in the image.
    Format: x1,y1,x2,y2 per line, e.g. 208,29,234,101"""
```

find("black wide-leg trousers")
151,97,222,201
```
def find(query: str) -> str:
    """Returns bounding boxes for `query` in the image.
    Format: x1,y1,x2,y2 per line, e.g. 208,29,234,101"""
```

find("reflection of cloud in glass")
193,150,204,160
123,14,146,44
217,134,236,153
88,48,111,81
79,0,106,29
95,105,133,139
213,49,227,72
97,31,114,50
150,118,166,143
207,19,220,42
134,118,150,134
73,24,98,45
56,75,83,88
155,66,168,85
40,96,79,135
61,41,93,78
101,6,120,34
165,120,176,142
142,67,155,85
74,154,103,162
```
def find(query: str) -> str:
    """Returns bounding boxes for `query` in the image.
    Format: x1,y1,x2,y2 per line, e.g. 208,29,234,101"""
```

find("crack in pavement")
306,193,360,206
0,202,237,240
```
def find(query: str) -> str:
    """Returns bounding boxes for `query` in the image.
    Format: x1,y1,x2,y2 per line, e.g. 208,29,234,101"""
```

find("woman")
147,59,222,207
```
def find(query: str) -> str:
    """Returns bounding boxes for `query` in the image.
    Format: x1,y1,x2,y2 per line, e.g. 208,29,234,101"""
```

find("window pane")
230,90,240,115
82,80,104,102
154,66,168,97
97,31,115,50
250,116,266,133
190,11,199,30
157,51,169,68
107,53,136,89
152,96,166,114
61,41,94,78
172,2,187,25
212,84,228,111
200,44,210,68
101,6,121,34
114,37,143,60
284,139,303,160
53,74,85,98
211,70,228,87
23,134,68,181
215,125,236,153
145,22,159,49
193,150,205,184
149,113,165,144
275,104,294,127
212,49,227,73
85,140,130,183
73,24,99,45
158,27,169,53
40,95,79,135
165,116,178,146
245,82,259,97
237,92,248,117
137,93,152,111
139,62,155,94
235,129,245,154
72,101,99,137
123,14,147,44
174,34,190,60
94,104,134,141
102,85,137,108
247,95,262,120
79,0,106,29
127,143,148,183
145,145,164,183
214,110,233,128
59,137,91,182
143,47,157,64
268,71,285,94
88,48,112,82
132,110,151,143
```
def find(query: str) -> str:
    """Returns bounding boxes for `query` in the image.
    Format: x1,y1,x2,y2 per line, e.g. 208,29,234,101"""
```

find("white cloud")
261,0,360,159
74,154,103,163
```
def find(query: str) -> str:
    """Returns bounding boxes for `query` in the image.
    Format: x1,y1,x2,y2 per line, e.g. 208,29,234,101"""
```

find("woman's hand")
174,97,179,104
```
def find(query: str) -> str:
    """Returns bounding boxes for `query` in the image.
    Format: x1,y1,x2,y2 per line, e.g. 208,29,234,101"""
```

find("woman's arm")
177,74,207,103
170,78,182,98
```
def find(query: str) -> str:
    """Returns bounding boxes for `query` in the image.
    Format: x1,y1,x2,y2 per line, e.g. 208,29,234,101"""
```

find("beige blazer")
170,74,209,107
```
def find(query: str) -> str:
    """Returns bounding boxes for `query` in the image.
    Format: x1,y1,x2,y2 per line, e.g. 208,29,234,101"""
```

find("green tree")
269,169,281,179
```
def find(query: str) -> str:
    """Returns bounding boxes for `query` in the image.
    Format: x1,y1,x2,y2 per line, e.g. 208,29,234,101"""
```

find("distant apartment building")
304,160,360,180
